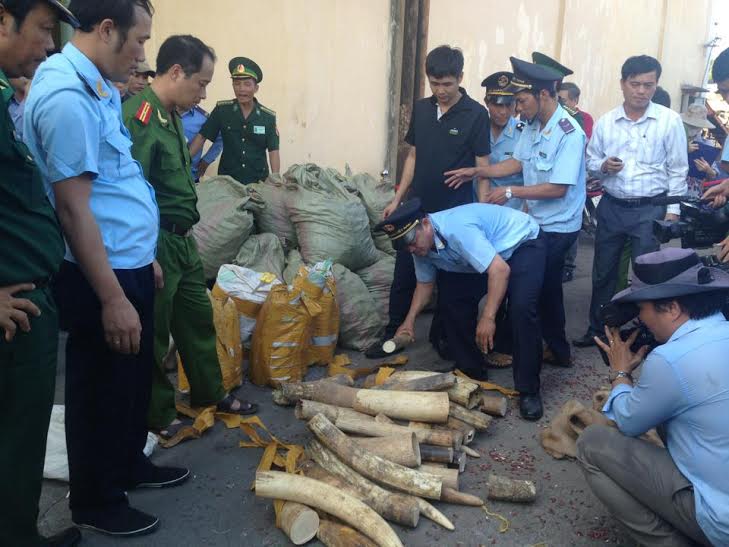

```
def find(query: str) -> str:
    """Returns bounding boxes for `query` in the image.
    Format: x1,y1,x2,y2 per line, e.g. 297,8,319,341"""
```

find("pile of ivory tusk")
256,371,537,546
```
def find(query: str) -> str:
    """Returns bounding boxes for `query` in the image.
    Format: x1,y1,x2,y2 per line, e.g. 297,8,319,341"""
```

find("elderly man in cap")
189,56,279,185
375,199,548,420
0,1,83,544
578,248,729,547
477,71,524,209
446,56,586,417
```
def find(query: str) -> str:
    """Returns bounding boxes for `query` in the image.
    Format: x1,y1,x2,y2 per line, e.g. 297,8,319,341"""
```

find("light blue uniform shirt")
8,96,24,141
24,43,159,269
179,105,223,180
603,313,729,546
473,117,525,209
413,203,540,283
514,104,586,233
722,140,729,163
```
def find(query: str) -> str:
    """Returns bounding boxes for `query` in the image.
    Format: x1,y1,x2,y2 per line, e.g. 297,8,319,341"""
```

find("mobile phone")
610,156,623,163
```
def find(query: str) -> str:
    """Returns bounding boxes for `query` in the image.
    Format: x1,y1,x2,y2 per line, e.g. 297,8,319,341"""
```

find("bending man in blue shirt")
578,248,729,547
375,199,549,420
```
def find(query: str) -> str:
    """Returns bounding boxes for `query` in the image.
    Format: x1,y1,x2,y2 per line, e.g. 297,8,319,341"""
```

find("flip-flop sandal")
154,417,193,442
216,394,258,415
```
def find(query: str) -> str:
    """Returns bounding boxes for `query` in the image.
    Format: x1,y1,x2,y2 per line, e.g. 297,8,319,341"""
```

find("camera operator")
577,248,729,547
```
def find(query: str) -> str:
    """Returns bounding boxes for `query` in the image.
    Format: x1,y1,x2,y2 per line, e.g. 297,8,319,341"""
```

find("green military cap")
229,57,263,83
481,71,516,104
531,52,573,80
2,0,80,27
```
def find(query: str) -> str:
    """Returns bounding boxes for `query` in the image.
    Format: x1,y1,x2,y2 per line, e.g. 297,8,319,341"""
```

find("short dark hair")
560,82,580,101
69,0,153,36
2,0,48,29
156,35,216,77
425,45,464,79
652,86,671,108
713,47,729,84
653,290,728,320
621,55,662,81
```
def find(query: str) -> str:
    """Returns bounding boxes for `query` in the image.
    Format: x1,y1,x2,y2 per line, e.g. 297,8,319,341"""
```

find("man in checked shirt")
573,55,688,348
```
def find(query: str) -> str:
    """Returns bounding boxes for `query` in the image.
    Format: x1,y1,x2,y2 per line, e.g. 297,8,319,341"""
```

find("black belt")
160,218,193,236
603,192,666,208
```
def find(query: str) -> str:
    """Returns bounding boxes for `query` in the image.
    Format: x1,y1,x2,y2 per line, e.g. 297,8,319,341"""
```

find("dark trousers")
507,237,547,394
384,250,416,339
564,237,578,274
54,261,156,519
539,230,580,362
0,287,57,547
588,196,666,334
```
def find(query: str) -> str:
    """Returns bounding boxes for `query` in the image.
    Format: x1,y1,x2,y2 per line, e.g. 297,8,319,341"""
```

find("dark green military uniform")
200,98,278,184
0,69,66,546
123,86,224,429
199,57,279,185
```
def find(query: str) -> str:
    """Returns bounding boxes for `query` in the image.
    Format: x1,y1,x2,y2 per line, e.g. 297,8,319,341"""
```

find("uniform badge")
516,122,525,131
254,125,266,135
237,64,246,74
96,79,109,98
559,118,575,134
383,224,395,233
498,74,509,88
449,128,459,136
539,151,547,158
135,101,153,125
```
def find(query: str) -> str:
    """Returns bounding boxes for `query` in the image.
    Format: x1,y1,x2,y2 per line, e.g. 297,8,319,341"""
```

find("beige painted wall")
147,0,393,176
428,0,717,120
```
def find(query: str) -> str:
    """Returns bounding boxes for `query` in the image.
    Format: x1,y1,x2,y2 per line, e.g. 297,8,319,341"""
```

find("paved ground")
39,235,637,546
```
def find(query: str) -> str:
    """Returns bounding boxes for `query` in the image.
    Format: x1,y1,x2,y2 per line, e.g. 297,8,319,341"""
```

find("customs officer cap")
229,57,263,83
481,71,516,105
531,52,573,80
374,198,427,251
506,56,563,94
612,248,729,304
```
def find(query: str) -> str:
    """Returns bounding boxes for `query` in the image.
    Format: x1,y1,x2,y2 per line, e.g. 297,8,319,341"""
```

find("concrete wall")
147,0,393,175
428,0,717,120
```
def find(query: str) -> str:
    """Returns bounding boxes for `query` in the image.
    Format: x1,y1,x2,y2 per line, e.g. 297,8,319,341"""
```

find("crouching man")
577,248,729,547
375,199,548,420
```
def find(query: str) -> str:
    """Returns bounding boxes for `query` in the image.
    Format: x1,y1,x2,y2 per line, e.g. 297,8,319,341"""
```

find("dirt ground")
39,236,637,546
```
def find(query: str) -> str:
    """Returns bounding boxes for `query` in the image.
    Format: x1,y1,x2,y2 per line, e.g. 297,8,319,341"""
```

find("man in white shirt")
574,55,688,347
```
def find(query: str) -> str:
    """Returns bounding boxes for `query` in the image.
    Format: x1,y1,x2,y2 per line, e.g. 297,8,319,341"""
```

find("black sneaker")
519,393,543,421
131,464,190,489
73,506,159,537
44,527,81,547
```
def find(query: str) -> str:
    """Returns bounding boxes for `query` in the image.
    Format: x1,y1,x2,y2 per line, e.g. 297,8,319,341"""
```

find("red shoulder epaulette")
135,101,153,125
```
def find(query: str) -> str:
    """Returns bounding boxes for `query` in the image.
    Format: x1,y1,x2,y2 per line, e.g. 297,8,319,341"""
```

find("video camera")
652,196,729,249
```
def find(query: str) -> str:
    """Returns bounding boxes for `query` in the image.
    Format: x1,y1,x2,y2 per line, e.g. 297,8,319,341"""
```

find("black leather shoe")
458,367,489,382
572,332,598,348
45,527,81,547
364,337,391,359
519,394,543,421
73,506,159,537
130,464,190,489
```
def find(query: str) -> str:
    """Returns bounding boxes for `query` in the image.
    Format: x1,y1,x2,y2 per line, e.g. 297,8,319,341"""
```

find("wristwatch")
609,370,633,383
505,186,512,200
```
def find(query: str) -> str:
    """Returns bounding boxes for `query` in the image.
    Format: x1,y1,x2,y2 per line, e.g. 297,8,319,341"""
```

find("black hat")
507,57,562,93
374,198,427,251
229,57,263,83
531,52,573,80
38,0,79,28
481,71,515,104
612,248,729,304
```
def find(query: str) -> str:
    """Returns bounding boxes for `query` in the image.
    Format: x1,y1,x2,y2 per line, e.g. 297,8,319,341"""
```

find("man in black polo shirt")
365,46,491,375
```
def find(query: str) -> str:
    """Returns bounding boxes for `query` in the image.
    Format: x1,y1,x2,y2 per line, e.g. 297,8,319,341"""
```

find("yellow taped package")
178,291,244,393
250,283,321,387
298,268,339,366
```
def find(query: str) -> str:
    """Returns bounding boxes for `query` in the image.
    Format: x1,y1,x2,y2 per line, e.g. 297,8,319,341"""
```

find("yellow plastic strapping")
374,366,395,385
480,504,511,533
455,369,520,397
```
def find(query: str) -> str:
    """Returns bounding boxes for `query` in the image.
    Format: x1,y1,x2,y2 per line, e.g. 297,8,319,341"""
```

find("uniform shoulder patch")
259,104,276,117
558,118,575,134
135,100,153,125
516,122,525,131
216,99,235,106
